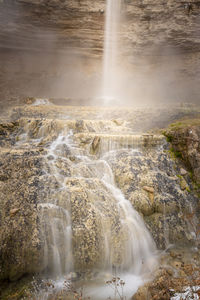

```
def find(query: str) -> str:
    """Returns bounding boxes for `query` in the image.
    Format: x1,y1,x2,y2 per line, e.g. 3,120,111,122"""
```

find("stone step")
18,117,132,138
74,132,165,155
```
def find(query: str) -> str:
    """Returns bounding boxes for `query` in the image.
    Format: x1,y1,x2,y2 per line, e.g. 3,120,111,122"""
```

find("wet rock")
112,119,124,126
143,186,155,203
143,186,154,194
132,284,149,300
133,248,200,300
180,168,187,176
179,176,189,190
165,124,200,184
68,177,128,271
0,149,45,281
24,97,35,105
129,190,155,216
106,147,199,249
90,136,101,154
10,208,20,217
0,106,199,285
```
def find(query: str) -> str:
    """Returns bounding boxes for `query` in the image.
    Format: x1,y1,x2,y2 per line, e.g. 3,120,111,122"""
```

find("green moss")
162,131,174,143
186,187,191,193
174,150,182,159
0,276,33,300
170,122,183,128
168,147,183,159
168,118,200,131
166,135,173,143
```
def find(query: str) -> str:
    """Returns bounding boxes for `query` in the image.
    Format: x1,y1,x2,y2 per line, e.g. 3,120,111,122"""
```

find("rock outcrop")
0,146,45,281
133,248,200,300
0,105,199,284
105,144,199,249
164,120,200,184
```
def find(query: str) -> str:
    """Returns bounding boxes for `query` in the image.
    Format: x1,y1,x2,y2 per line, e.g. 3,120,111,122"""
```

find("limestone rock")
166,124,200,184
0,149,45,281
179,177,189,190
112,119,124,126
68,177,129,271
0,105,199,284
134,248,200,300
143,186,154,194
0,0,200,57
180,168,187,176
132,284,149,300
10,208,20,217
90,136,101,154
106,147,199,249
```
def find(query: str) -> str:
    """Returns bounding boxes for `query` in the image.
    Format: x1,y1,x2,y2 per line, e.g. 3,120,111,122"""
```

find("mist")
0,0,199,112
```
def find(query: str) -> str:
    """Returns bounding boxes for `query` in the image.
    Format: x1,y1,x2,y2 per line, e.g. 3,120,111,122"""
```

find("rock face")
105,144,199,249
0,104,199,283
0,0,200,111
0,0,200,55
165,122,200,184
133,248,200,300
0,147,45,280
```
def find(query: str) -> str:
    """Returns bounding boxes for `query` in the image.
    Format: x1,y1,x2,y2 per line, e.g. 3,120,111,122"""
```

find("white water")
83,273,144,300
102,164,157,274
38,132,74,277
32,98,51,106
102,0,122,102
37,131,158,299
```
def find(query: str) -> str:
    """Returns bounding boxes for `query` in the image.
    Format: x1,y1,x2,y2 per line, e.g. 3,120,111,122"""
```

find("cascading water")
39,132,74,278
36,127,158,299
102,0,121,102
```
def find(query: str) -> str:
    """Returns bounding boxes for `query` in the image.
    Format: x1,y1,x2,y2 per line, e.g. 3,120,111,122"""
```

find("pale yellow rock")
143,186,154,193
112,119,124,126
179,177,189,190
91,136,101,154
10,208,20,217
132,284,150,300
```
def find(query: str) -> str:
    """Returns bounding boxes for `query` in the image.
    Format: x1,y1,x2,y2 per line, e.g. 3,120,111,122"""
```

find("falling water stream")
102,0,121,102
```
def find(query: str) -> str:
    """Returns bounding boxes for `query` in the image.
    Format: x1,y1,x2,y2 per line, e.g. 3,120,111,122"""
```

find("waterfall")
102,0,122,102
36,129,158,299
39,132,74,278
34,0,158,297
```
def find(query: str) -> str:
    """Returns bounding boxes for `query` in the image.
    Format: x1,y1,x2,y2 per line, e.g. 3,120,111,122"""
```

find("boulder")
165,124,200,184
106,148,199,249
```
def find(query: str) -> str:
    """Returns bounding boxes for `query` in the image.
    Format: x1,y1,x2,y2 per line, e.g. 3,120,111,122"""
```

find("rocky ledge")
164,118,200,185
0,104,199,299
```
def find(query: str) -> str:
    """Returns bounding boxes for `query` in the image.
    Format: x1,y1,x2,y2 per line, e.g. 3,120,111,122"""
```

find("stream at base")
35,273,144,300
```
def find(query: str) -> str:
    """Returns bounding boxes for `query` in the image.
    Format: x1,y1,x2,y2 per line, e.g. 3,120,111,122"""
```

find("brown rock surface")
165,120,200,184
0,104,199,289
0,0,200,111
0,148,45,281
133,248,200,300
0,0,200,55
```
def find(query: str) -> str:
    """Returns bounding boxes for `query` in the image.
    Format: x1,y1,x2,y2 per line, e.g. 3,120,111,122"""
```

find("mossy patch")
168,118,200,131
168,147,183,160
0,276,34,300
162,131,174,143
